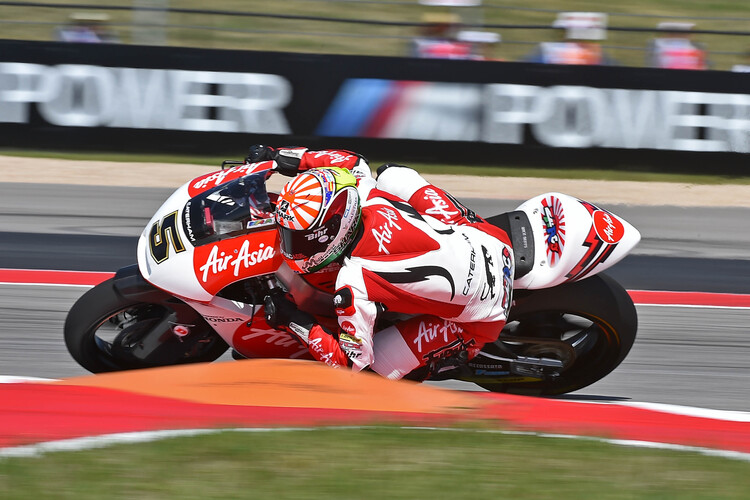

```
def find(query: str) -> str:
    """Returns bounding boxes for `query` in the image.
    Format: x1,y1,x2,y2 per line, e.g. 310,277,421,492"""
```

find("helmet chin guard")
275,168,361,273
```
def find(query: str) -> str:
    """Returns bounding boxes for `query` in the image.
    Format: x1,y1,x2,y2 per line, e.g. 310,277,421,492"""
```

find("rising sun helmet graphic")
274,168,361,273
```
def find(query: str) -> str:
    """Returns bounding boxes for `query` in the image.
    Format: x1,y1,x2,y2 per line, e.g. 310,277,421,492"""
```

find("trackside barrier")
1,40,749,173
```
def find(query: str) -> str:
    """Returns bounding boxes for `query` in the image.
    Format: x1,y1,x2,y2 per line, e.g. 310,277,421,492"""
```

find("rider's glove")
263,292,315,346
246,144,306,177
246,144,276,163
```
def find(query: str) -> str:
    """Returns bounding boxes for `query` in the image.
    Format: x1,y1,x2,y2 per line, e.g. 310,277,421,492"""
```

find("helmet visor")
278,213,342,261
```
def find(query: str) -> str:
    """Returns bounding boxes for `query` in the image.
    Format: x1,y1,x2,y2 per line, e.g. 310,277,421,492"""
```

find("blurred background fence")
1,1,749,173
1,1,749,70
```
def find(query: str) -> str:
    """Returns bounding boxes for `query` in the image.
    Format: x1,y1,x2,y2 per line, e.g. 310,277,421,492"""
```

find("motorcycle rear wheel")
476,274,637,396
64,277,229,373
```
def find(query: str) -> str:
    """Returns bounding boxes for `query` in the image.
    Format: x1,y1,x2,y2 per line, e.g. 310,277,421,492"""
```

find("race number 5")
149,211,186,263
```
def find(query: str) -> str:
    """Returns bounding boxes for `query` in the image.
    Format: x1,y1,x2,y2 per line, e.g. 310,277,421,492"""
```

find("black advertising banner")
1,40,748,172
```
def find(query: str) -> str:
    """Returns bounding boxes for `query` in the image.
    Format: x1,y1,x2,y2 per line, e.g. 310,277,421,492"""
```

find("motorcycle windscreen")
182,171,275,246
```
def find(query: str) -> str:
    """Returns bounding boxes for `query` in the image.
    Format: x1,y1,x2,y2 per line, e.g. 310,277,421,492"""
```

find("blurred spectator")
56,13,119,44
411,13,474,59
456,30,502,60
523,12,616,65
731,50,750,72
645,22,708,70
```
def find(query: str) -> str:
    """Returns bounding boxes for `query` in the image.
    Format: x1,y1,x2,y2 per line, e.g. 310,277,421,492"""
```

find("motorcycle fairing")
139,164,284,302
192,230,283,296
513,192,640,290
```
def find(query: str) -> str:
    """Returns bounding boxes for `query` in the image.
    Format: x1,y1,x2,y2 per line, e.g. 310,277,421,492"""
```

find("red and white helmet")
275,168,361,273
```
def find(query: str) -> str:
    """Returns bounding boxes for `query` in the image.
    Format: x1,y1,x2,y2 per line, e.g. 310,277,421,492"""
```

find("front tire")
477,274,637,396
64,277,229,373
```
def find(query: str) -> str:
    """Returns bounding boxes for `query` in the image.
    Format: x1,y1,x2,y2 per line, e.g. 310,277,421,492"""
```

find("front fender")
112,264,170,303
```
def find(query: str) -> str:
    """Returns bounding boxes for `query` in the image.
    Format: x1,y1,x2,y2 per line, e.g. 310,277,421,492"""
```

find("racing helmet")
275,168,361,273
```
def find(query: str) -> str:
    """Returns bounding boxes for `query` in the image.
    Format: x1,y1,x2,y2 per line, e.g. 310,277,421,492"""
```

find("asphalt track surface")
1,183,749,412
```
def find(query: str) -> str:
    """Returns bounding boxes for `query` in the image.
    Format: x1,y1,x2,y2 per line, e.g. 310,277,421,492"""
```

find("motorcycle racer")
257,145,515,380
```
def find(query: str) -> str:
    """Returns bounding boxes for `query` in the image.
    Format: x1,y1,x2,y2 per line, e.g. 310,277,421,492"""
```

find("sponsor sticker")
203,316,244,323
593,210,625,244
540,196,565,266
193,232,282,295
422,188,460,223
198,241,276,283
340,321,356,335
413,319,464,354
172,325,190,337
462,234,476,296
371,207,402,254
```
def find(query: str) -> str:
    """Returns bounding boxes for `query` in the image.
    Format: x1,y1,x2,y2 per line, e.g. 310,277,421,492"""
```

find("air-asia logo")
340,321,356,335
239,329,309,359
413,319,465,354
372,207,403,254
312,150,356,165
198,240,275,282
193,165,254,191
189,162,275,197
566,200,622,282
540,196,565,266
422,188,460,223
593,210,624,244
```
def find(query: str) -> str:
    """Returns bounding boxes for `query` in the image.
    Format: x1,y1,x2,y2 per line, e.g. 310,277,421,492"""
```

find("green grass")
0,1,748,69
1,427,749,499
2,148,749,185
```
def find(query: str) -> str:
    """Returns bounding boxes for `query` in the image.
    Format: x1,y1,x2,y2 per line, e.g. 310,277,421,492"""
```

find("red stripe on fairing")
0,269,114,286
2,269,750,309
629,290,750,308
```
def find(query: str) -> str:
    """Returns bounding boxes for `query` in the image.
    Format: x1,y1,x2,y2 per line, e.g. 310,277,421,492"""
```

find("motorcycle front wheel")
64,276,229,373
476,273,637,396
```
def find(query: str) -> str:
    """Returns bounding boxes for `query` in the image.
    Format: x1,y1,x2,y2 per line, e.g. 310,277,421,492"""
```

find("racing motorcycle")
64,158,640,395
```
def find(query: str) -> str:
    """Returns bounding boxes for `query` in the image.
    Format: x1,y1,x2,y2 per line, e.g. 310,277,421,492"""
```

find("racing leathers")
273,155,515,380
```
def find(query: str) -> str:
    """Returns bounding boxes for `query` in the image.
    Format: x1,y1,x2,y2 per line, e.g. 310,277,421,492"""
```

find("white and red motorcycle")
65,159,640,395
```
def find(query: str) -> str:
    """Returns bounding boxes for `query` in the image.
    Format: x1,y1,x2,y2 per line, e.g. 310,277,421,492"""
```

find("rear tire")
477,274,637,396
64,277,229,373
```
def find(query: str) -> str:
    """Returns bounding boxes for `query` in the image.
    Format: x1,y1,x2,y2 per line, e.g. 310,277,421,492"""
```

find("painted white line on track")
0,376,58,383
635,303,750,310
567,398,750,421
2,426,749,462
619,402,750,422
